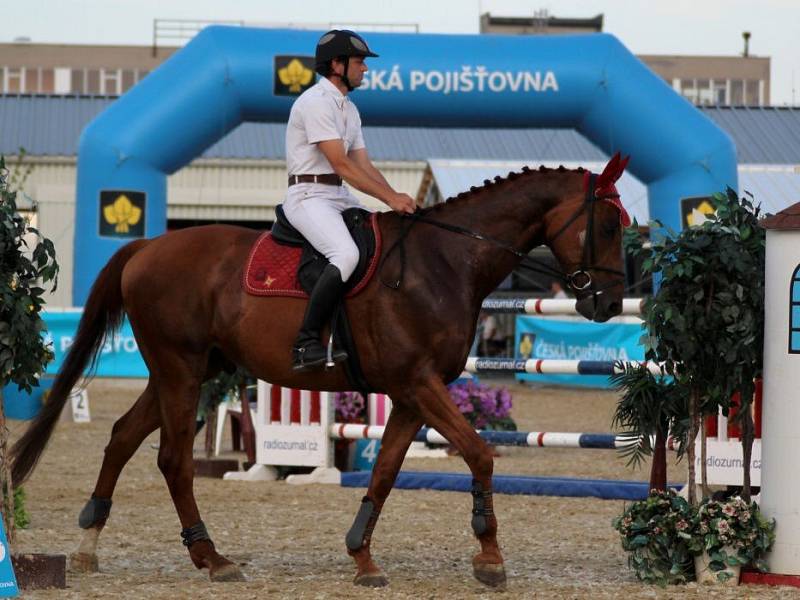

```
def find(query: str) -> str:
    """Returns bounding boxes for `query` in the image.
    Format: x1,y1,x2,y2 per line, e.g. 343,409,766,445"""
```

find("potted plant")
613,190,769,587
0,155,63,589
612,488,694,586
688,496,775,585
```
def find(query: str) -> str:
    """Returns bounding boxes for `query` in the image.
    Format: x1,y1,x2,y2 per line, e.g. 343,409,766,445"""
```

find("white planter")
694,547,741,586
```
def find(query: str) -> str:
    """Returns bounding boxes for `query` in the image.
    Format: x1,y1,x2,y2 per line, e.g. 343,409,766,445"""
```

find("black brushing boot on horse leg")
292,263,348,371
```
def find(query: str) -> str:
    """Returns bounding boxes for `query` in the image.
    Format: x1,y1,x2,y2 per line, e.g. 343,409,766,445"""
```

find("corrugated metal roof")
703,107,800,164
425,160,800,223
1,95,799,165
739,167,800,215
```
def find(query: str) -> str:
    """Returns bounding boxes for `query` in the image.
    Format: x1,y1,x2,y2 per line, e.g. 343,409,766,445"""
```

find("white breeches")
282,183,367,282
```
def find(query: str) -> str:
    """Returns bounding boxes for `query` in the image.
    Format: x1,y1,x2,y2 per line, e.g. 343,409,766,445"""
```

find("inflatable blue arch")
74,26,737,305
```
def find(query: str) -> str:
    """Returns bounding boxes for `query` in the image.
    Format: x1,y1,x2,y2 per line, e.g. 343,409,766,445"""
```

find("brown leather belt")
288,173,343,187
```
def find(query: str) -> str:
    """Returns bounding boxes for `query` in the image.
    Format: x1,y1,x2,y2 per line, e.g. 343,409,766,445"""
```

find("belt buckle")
313,174,319,183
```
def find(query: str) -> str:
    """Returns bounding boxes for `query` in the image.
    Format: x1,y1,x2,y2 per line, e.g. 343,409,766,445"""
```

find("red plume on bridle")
592,152,631,227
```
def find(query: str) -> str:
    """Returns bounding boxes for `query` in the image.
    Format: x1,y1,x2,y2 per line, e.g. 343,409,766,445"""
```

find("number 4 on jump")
361,439,379,463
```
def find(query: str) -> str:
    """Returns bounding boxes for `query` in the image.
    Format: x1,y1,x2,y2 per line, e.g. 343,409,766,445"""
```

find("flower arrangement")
333,384,515,431
334,391,367,424
612,489,694,586
687,496,775,582
447,381,515,430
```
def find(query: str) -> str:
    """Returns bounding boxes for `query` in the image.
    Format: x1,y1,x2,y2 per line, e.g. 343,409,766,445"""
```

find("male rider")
284,30,416,371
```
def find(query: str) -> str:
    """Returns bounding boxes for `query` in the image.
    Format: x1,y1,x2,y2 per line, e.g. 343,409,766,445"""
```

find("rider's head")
315,29,378,92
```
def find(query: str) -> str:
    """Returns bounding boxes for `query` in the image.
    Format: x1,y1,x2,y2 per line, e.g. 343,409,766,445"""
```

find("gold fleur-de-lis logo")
263,275,276,287
278,59,314,93
103,194,142,234
687,200,715,227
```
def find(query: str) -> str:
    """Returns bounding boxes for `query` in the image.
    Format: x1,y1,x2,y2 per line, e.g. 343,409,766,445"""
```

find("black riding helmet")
315,29,378,91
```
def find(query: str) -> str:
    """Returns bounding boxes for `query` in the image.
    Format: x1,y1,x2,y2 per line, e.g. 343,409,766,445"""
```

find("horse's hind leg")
152,357,245,582
346,403,423,587
413,376,506,588
70,382,161,573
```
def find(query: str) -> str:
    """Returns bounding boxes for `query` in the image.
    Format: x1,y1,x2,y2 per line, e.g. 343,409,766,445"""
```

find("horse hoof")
354,572,389,587
473,562,506,589
210,563,246,582
69,552,99,573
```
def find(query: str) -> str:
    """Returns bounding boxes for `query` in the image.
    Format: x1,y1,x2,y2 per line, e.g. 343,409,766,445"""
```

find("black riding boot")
292,264,349,371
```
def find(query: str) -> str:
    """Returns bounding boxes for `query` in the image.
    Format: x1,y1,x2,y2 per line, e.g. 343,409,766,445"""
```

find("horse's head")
544,153,631,322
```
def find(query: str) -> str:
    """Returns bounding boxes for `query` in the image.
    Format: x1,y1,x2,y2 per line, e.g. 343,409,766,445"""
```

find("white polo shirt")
286,77,366,176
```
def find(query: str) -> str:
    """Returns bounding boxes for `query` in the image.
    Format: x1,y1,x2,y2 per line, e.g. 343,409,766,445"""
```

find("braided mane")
431,165,586,209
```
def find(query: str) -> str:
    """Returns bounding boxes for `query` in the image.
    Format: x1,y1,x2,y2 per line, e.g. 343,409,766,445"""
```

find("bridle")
380,171,627,299
546,172,627,295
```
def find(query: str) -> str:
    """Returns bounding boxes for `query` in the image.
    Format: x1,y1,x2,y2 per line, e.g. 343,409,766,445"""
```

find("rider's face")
332,56,368,88
347,56,368,87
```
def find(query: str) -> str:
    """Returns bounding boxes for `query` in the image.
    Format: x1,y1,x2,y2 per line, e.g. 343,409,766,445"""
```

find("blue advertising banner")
43,310,148,378
515,316,644,388
0,517,18,597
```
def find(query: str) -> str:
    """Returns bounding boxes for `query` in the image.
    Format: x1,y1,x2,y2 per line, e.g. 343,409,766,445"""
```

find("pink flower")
676,520,689,531
722,504,737,517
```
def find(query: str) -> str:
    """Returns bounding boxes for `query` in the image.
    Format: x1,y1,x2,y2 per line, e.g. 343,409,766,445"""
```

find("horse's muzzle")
575,291,623,323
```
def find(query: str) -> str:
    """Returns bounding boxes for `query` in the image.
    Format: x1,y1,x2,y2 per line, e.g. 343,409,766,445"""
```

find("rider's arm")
318,139,415,214
348,147,393,190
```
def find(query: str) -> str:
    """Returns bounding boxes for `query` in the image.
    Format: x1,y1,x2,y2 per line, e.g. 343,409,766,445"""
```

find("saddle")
243,205,382,394
244,205,380,298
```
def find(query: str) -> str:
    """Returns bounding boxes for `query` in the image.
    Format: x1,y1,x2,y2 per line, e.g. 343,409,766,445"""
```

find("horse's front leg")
414,375,506,589
345,403,423,587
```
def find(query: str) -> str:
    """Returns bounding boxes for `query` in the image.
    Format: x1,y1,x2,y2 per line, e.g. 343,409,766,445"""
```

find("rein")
379,173,626,296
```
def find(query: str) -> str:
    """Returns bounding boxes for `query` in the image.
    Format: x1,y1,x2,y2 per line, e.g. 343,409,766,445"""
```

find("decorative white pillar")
761,208,800,575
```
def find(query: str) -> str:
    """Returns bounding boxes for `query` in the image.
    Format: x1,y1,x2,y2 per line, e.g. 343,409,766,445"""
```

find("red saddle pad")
242,214,381,298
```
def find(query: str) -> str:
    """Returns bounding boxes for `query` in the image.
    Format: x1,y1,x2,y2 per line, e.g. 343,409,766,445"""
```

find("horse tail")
11,239,148,486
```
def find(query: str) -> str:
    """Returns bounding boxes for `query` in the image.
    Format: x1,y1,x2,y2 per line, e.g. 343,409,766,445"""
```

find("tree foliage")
626,189,764,413
611,364,690,466
625,188,765,501
0,156,59,391
0,154,58,542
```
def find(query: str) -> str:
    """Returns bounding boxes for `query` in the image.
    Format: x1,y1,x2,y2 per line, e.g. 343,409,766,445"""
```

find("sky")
2,0,798,105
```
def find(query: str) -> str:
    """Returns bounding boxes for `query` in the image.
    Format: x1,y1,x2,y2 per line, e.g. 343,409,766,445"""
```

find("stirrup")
292,343,347,372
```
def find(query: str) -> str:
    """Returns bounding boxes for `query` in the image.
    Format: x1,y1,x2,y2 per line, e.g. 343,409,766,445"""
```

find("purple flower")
446,382,514,429
334,391,367,423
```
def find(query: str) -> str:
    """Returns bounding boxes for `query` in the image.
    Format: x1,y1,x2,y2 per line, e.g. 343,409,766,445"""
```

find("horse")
12,153,630,588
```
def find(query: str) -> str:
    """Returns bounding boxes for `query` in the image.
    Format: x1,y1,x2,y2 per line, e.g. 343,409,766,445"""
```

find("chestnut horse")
12,154,630,588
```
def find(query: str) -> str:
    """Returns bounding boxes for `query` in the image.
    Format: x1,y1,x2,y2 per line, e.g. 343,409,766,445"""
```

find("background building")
0,16,796,306
481,11,770,106
1,14,773,106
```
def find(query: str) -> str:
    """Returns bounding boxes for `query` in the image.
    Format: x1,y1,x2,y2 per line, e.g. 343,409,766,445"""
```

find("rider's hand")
387,192,417,215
